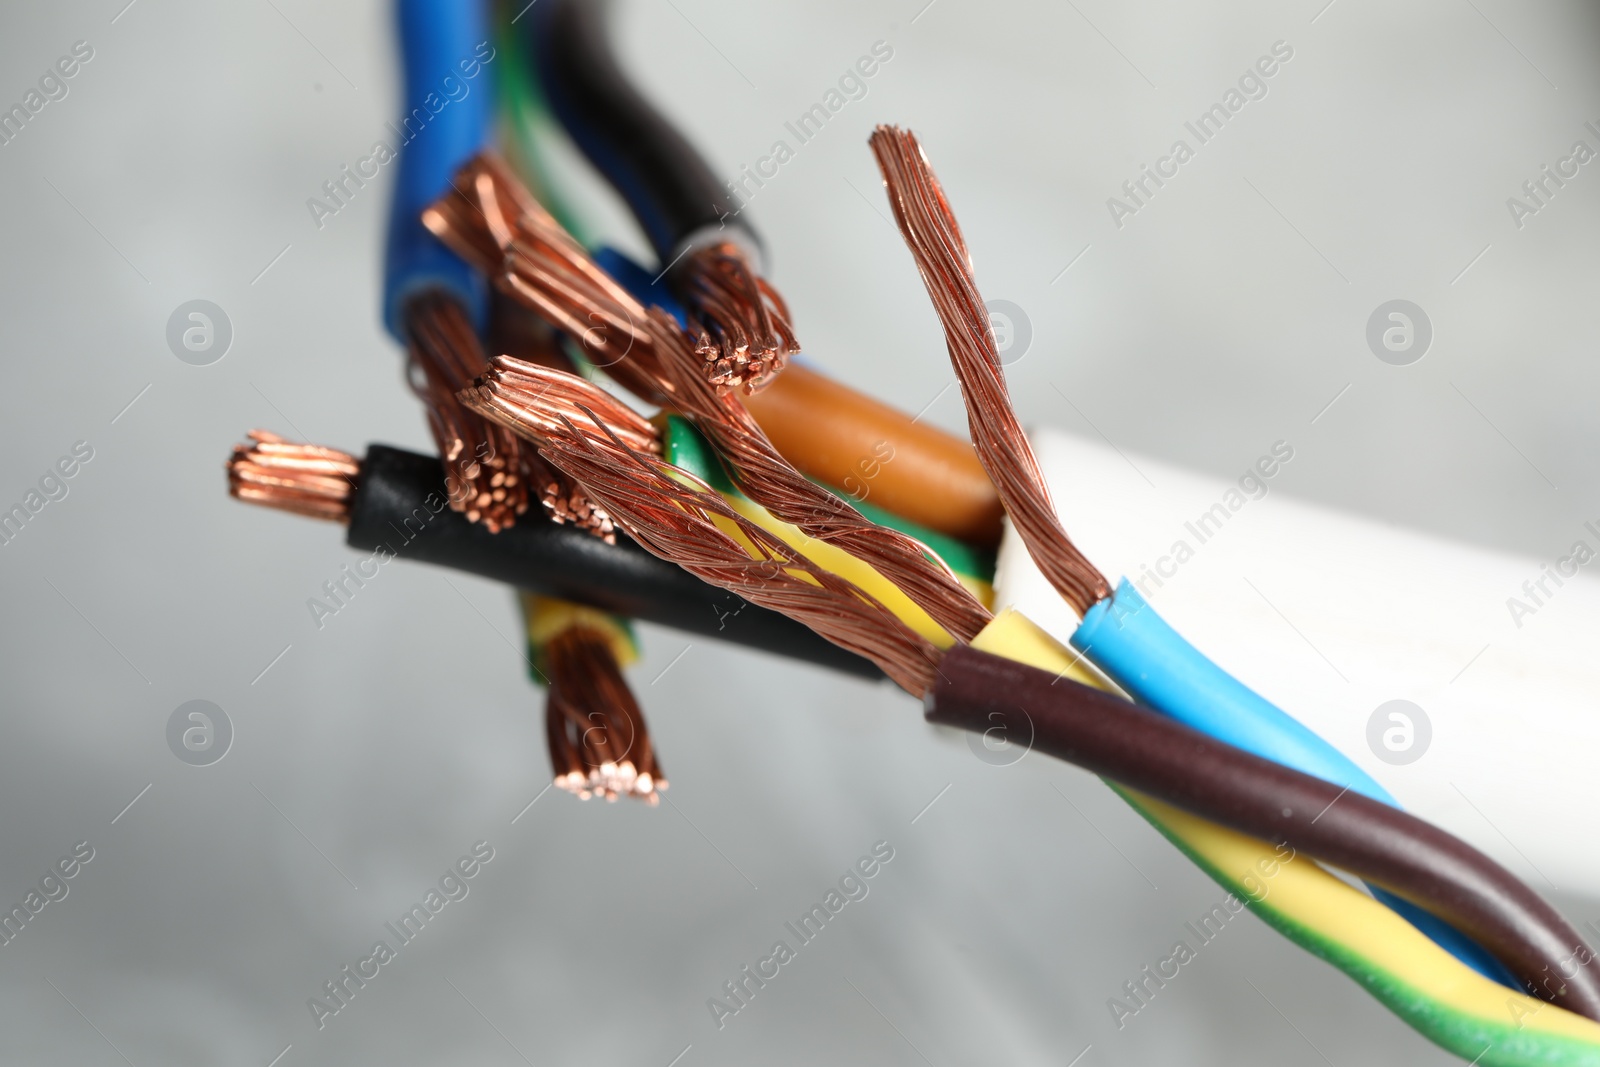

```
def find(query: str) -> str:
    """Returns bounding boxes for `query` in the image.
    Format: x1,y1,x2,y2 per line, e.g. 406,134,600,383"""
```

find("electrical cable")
224,432,881,679
523,595,666,803
927,641,1600,1022
427,155,994,643
868,121,1513,986
527,0,797,388
459,359,1575,994
447,378,1600,1063
385,0,540,531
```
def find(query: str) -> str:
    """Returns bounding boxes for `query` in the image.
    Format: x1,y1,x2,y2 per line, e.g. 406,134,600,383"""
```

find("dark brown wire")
929,644,1600,1020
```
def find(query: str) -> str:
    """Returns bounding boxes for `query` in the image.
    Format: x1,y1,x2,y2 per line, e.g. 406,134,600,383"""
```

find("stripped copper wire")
487,294,618,543
424,154,669,403
543,625,665,804
227,431,358,523
460,377,943,695
428,155,992,643
403,293,530,533
868,126,1111,615
676,239,797,392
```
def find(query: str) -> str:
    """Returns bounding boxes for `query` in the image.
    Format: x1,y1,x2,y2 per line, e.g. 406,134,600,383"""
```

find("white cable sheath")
996,427,1600,895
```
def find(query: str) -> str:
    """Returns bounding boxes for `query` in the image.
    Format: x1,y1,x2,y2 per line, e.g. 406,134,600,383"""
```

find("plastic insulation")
1073,579,1514,984
596,245,1004,546
528,0,753,264
345,443,881,678
969,614,1600,1064
383,0,495,340
928,642,1600,1021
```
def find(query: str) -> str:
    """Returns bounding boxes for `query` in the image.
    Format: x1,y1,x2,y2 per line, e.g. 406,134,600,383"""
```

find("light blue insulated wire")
1072,579,1518,986
382,0,495,340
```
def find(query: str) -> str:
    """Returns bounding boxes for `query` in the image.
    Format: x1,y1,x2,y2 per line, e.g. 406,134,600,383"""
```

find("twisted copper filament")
544,626,665,804
677,240,797,392
227,431,358,523
428,155,991,644
460,376,942,695
403,293,531,533
868,125,1111,615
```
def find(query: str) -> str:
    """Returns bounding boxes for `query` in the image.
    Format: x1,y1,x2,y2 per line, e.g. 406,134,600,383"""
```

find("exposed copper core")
463,386,943,695
487,293,617,543
428,155,991,644
868,126,1111,616
677,239,797,392
544,625,665,804
423,154,670,403
227,431,358,523
404,293,531,533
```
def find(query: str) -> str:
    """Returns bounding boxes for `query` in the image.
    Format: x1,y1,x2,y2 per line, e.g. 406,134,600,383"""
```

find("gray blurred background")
1,0,1597,1063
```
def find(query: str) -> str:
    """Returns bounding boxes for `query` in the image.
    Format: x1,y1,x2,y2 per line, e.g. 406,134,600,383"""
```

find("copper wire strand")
544,625,665,804
488,295,619,543
458,378,943,695
404,293,532,533
678,240,797,392
427,155,991,643
868,125,1111,615
227,431,359,524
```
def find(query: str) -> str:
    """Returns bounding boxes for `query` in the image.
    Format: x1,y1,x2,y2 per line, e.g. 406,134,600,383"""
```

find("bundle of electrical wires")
221,3,1600,1063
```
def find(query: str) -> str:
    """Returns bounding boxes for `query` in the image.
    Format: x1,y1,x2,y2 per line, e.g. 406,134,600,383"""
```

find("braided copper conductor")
404,293,531,533
544,625,665,804
868,126,1111,615
461,382,943,695
227,431,358,523
487,293,617,543
428,155,991,644
677,240,797,392
424,155,670,403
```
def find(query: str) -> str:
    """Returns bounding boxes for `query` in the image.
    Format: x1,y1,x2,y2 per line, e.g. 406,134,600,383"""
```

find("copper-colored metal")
429,155,991,644
462,383,943,695
227,431,358,523
868,126,1111,615
544,625,665,804
677,240,797,392
487,293,617,543
404,293,531,533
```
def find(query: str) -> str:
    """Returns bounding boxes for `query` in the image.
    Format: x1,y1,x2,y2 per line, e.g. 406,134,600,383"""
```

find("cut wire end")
677,240,797,393
403,293,533,533
227,431,358,524
544,626,665,804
